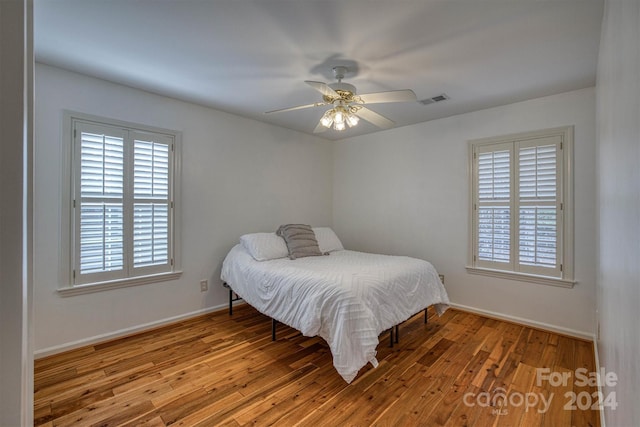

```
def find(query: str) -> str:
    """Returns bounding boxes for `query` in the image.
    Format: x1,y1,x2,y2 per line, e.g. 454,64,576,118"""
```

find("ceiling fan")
265,66,417,133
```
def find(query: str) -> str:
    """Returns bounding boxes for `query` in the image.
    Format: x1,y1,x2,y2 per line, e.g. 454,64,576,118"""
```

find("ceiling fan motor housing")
326,66,357,101
325,82,358,104
328,82,356,94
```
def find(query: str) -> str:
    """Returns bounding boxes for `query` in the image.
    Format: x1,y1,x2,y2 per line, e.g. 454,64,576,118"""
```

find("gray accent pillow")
276,224,324,260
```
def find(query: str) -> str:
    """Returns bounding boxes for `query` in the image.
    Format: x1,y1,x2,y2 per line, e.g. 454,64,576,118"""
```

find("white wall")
0,0,33,425
333,88,597,337
34,63,599,356
596,0,640,425
34,64,332,355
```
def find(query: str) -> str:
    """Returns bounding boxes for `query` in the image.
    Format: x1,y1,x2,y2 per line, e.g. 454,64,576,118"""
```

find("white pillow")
240,233,288,261
313,227,344,253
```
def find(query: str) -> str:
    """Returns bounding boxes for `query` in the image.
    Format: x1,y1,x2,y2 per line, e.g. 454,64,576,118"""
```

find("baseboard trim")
449,302,594,341
35,301,595,359
34,302,244,359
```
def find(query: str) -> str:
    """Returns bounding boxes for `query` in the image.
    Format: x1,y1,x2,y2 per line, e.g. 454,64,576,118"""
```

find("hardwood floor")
34,304,600,426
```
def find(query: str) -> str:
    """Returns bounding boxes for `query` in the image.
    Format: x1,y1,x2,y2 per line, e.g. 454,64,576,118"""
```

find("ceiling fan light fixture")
320,105,357,131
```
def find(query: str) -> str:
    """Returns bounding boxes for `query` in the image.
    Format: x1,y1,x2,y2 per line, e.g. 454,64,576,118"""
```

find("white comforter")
221,245,450,383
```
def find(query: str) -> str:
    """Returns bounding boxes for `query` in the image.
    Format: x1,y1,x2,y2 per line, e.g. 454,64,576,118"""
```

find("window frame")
59,111,182,296
467,126,575,288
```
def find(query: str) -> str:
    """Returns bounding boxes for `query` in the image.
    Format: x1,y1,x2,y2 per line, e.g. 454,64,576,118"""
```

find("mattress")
221,244,450,383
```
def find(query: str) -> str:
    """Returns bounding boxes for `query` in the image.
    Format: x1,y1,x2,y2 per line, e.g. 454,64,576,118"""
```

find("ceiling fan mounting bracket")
332,66,349,82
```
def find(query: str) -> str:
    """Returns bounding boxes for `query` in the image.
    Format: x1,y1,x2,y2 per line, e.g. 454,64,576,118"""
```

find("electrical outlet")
200,280,208,292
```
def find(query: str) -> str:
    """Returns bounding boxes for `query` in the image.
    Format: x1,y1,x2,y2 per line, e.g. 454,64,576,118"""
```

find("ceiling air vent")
418,93,449,105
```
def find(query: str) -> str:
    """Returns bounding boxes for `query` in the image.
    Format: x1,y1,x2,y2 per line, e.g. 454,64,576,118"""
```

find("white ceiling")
34,0,603,140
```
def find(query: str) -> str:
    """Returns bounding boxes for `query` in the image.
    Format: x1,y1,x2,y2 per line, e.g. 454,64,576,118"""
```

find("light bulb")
320,111,333,128
334,121,346,131
334,109,345,124
346,114,359,127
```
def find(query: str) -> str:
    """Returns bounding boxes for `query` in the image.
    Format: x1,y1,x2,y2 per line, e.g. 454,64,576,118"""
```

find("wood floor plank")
51,381,174,427
34,346,96,373
444,384,485,427
495,362,538,426
295,361,397,426
34,305,599,427
323,361,428,426
571,339,601,427
232,379,324,425
34,368,107,402
266,363,348,425
406,374,457,423
540,366,573,427
417,338,455,367
190,364,318,427
518,383,548,426
521,329,551,367
554,335,577,371
423,382,469,426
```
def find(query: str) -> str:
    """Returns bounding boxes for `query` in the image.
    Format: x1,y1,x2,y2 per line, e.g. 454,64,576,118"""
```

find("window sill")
465,266,575,288
57,271,183,297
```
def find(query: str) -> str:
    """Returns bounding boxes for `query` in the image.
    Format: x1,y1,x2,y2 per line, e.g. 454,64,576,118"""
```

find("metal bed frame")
223,282,428,347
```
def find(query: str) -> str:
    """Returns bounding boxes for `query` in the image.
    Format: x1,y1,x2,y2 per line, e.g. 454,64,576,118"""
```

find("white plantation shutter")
75,123,127,283
132,134,172,272
72,121,175,285
475,143,512,269
516,137,561,276
133,204,169,267
471,130,567,281
79,203,124,274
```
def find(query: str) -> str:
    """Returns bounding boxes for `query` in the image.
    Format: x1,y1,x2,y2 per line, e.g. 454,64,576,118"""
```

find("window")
60,113,181,294
468,127,574,287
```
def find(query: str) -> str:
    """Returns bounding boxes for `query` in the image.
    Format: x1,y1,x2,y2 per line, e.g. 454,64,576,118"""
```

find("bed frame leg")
229,288,233,316
389,328,394,348
272,319,277,341
395,325,399,343
424,308,428,324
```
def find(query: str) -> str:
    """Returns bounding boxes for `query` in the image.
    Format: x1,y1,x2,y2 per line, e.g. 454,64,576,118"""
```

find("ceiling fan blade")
355,107,395,129
265,102,327,114
305,81,339,98
313,120,329,133
358,89,417,104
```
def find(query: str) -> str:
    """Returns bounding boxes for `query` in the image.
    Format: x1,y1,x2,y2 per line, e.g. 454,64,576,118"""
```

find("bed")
220,226,450,383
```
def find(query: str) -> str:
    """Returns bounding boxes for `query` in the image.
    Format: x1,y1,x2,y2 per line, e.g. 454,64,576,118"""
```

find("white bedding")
221,244,450,383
